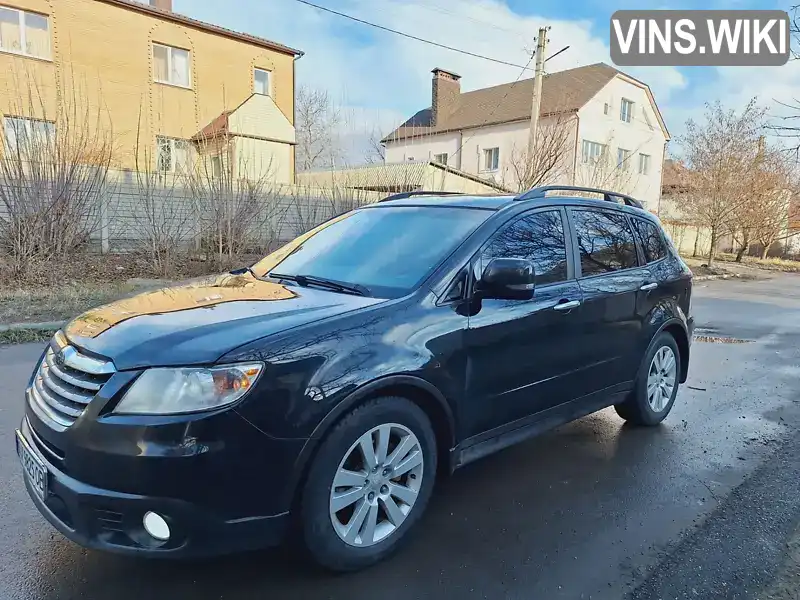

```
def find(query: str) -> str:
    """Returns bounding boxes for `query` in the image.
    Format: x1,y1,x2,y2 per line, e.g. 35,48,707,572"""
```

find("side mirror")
477,257,536,300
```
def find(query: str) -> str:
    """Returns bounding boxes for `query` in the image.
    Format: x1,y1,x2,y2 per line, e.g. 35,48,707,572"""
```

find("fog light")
142,511,170,541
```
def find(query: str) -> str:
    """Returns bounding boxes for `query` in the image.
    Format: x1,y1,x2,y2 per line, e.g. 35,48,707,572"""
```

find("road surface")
1,274,799,600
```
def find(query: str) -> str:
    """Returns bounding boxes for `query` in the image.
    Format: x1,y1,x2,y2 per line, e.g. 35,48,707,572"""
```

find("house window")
433,152,448,165
254,68,271,95
581,140,607,164
156,136,192,173
4,116,54,154
153,43,191,88
604,102,610,115
617,148,631,170
639,153,651,175
210,155,222,177
0,6,50,59
620,98,634,123
483,147,499,171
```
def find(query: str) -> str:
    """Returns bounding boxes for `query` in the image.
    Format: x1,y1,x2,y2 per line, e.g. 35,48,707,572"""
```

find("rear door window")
570,209,639,276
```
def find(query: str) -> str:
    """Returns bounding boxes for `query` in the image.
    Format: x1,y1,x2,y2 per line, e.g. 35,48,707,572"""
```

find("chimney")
149,0,172,11
431,68,461,127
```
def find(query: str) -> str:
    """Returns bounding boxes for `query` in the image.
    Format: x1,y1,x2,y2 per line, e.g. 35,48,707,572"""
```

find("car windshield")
252,206,490,298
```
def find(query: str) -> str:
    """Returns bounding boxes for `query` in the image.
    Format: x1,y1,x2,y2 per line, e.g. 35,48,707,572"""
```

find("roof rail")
515,185,643,208
378,190,466,203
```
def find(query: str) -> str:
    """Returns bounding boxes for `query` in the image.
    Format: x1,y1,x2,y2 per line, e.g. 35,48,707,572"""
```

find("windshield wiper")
269,273,370,297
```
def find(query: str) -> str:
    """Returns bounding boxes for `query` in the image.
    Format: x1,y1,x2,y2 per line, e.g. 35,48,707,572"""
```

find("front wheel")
615,331,680,426
300,396,437,571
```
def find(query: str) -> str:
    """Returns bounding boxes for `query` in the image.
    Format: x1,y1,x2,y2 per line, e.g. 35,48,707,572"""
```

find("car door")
630,216,678,317
568,207,650,392
464,208,588,438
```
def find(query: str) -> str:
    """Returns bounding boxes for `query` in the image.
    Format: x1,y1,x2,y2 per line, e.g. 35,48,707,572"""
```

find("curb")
0,321,65,333
693,273,742,282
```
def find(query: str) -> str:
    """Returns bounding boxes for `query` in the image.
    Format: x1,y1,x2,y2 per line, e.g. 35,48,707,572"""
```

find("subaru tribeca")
16,185,693,571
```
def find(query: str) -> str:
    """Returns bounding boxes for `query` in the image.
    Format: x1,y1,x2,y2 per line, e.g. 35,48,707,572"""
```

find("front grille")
28,332,115,431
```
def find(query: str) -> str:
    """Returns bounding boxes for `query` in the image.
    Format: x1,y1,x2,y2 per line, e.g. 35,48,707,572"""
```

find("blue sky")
174,0,800,158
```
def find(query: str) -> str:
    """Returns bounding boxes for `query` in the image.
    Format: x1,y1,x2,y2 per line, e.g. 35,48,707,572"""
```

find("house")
383,63,669,209
0,0,301,182
297,160,511,195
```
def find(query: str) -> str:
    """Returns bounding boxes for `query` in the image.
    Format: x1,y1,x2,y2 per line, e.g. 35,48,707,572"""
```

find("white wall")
576,76,667,210
385,131,462,167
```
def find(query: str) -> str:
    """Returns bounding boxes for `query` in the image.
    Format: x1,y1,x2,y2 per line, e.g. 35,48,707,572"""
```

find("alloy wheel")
647,346,677,412
329,423,424,547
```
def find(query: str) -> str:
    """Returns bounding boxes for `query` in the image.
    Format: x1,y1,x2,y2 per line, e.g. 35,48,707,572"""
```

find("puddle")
693,335,753,344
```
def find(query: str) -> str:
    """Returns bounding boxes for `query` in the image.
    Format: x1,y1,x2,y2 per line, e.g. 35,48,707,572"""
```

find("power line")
292,0,535,71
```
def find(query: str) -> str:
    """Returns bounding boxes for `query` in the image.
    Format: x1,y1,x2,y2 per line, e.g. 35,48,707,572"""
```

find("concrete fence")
0,167,385,256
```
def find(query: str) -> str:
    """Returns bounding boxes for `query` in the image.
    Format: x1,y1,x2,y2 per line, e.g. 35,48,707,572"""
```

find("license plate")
16,430,47,501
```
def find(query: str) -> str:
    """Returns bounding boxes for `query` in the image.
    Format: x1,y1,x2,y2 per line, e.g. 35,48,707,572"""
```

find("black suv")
16,185,693,571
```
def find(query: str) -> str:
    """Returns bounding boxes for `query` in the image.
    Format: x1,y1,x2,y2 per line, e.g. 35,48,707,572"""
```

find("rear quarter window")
631,218,669,263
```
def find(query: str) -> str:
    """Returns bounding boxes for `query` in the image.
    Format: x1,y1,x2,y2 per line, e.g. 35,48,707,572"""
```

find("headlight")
114,362,263,415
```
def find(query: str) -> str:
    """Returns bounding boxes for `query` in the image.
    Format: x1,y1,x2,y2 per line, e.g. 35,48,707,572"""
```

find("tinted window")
571,209,638,276
254,206,490,298
482,210,569,286
632,218,668,263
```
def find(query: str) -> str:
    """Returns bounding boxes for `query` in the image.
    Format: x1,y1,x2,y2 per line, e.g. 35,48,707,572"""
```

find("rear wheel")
300,396,437,571
615,331,680,426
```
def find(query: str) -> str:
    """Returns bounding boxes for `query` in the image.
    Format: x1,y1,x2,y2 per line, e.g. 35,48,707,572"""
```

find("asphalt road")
1,274,800,600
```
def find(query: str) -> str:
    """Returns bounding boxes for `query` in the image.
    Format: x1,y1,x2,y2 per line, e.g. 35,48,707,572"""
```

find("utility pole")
527,26,549,161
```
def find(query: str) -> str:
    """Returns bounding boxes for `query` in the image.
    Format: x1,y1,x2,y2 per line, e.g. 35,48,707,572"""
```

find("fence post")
99,176,110,254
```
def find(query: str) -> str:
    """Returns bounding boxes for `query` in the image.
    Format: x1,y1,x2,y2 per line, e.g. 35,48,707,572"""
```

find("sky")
174,0,800,160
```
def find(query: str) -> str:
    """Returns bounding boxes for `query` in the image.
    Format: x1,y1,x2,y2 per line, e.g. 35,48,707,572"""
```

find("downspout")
292,51,304,185
658,141,667,215
571,112,580,185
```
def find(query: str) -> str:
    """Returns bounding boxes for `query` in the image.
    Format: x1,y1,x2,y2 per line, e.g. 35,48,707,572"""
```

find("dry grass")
707,253,800,273
0,327,59,345
0,281,138,325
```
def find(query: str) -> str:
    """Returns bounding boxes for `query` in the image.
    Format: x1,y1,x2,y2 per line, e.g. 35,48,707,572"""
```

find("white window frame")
617,148,631,170
254,68,271,96
581,140,607,164
482,147,499,172
433,152,448,165
638,153,651,175
0,5,51,60
156,135,193,173
153,43,191,88
620,98,634,123
4,115,55,154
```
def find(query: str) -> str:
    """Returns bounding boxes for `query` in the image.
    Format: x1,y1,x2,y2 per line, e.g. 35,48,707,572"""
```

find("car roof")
369,193,657,220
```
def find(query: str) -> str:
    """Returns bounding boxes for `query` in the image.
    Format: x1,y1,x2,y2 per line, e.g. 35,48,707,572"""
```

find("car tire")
300,396,437,571
614,331,681,426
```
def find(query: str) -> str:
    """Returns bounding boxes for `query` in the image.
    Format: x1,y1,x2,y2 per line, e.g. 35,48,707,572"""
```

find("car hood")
63,272,384,370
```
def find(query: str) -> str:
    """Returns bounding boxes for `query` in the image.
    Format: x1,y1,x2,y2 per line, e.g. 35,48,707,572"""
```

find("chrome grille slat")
29,334,116,430
34,377,84,418
40,365,94,405
44,350,102,391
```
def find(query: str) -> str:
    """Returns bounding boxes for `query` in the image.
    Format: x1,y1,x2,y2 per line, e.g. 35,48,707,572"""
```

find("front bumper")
18,412,300,558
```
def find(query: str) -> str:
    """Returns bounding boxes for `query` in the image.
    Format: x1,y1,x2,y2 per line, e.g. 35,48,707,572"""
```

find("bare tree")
363,126,386,165
676,100,767,266
0,67,114,278
295,85,342,171
506,111,575,192
124,108,196,276
573,133,642,197
189,131,285,270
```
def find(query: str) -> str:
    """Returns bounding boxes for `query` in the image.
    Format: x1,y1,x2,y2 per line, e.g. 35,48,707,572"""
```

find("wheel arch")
285,375,456,511
655,320,690,383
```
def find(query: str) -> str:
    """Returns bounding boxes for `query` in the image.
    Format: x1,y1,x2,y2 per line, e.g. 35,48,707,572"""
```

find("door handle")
553,300,581,311
640,282,658,291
